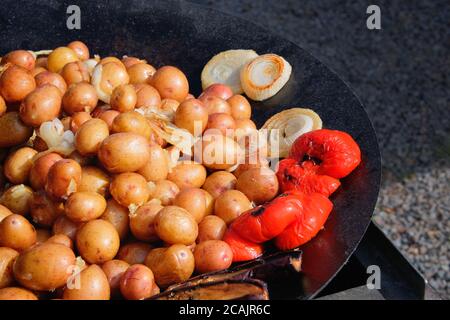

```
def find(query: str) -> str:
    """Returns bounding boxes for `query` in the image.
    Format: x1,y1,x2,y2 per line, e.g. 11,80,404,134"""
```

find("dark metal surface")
0,0,381,299
317,223,441,300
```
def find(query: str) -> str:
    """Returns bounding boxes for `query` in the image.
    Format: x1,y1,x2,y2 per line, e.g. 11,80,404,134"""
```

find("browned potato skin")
199,95,231,115
65,191,107,222
98,132,151,174
154,206,198,245
117,242,153,265
202,171,237,199
61,61,90,86
198,134,241,170
0,204,13,222
45,159,82,200
203,190,214,216
227,94,251,120
145,244,194,288
0,184,33,216
0,112,33,148
70,111,92,133
197,215,227,243
0,287,38,300
151,66,189,102
46,234,73,249
148,180,179,205
34,71,67,95
75,118,110,156
110,84,137,112
67,41,90,61
214,190,252,225
102,259,130,297
98,109,120,130
4,147,38,184
0,214,36,251
63,264,110,300
120,264,155,300
111,111,152,139
173,188,209,223
236,167,279,204
78,166,110,196
133,83,161,109
36,229,52,244
127,63,156,84
29,152,63,190
137,144,169,182
193,240,233,274
173,99,208,136
30,191,64,227
62,82,98,115
1,50,35,70
233,157,270,178
13,243,76,291
0,96,6,116
0,65,36,103
76,219,120,264
110,172,150,207
100,199,130,240
167,161,207,190
52,215,83,241
130,201,163,242
0,247,19,289
206,113,236,135
19,84,62,127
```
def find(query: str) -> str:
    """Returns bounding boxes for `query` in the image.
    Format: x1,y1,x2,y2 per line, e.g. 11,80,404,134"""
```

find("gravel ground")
190,0,450,298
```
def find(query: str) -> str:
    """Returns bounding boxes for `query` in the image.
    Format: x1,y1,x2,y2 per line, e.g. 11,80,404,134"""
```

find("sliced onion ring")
201,49,259,94
262,108,322,158
241,54,292,101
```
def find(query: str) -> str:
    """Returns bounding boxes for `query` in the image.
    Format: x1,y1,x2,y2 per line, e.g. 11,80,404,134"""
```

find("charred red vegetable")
289,129,361,179
275,193,333,250
277,159,341,196
223,228,264,262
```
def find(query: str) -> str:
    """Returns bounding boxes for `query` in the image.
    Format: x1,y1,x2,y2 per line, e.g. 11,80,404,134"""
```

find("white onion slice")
201,49,259,94
240,54,292,101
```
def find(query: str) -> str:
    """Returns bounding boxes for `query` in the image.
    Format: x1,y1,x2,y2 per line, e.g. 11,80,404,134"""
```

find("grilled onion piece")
201,49,258,94
262,108,322,158
240,53,292,101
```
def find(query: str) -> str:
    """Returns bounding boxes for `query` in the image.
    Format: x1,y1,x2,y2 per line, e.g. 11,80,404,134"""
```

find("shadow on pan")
0,0,381,299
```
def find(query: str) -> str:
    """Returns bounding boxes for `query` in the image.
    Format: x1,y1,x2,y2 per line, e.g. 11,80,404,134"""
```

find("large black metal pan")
0,0,381,299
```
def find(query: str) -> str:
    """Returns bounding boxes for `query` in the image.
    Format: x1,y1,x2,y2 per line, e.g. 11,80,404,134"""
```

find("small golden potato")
148,180,180,206
0,214,36,251
193,240,233,273
110,172,150,207
197,215,227,243
154,206,198,245
0,287,38,300
100,199,130,240
202,171,237,199
129,201,163,242
137,144,169,182
76,219,120,264
117,242,153,265
65,191,107,222
78,166,110,196
0,247,19,289
4,147,37,184
0,184,33,216
45,159,82,200
98,132,151,173
120,264,155,300
13,243,76,291
214,190,252,225
167,161,207,190
101,259,130,297
30,191,64,227
235,167,279,204
75,118,109,156
145,244,194,288
63,264,110,300
173,188,209,223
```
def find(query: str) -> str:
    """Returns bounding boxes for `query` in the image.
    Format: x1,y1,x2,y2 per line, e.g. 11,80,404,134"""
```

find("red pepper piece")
230,190,304,243
289,129,361,179
275,193,333,250
276,159,341,196
223,228,264,262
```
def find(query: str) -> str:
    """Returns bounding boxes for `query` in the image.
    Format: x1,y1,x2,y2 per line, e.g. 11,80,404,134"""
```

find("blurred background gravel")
190,0,450,298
